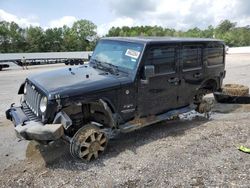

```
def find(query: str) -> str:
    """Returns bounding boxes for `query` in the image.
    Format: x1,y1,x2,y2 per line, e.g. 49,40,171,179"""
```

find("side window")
207,44,224,66
182,46,202,70
146,46,176,74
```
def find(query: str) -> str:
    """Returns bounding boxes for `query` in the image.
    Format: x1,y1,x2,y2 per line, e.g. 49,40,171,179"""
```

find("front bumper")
6,105,64,141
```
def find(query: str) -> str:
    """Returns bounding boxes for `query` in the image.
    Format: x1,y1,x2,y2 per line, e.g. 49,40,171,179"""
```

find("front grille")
24,83,42,117
22,102,39,121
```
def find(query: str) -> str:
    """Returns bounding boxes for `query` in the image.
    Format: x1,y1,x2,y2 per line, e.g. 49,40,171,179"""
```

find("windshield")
91,40,144,72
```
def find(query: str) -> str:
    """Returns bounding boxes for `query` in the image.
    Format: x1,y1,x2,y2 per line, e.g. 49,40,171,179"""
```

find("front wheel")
70,124,108,161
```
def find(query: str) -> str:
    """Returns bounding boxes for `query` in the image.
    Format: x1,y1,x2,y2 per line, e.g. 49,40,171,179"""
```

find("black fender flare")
199,78,219,92
18,82,25,94
98,99,117,128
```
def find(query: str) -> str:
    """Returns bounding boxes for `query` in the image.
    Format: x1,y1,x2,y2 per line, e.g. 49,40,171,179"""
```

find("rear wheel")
70,124,108,161
194,89,207,105
194,89,213,115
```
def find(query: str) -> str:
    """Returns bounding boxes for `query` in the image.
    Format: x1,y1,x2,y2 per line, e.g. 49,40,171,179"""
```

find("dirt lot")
0,55,250,187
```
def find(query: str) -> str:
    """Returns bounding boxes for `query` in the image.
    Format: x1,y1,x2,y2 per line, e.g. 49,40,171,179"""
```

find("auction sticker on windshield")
125,49,140,59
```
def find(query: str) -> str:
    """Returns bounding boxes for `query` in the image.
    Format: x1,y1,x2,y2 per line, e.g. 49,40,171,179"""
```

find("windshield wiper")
91,58,119,75
102,61,119,74
91,58,103,69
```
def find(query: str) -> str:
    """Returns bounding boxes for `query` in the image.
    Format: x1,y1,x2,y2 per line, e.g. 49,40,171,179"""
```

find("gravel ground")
0,55,250,187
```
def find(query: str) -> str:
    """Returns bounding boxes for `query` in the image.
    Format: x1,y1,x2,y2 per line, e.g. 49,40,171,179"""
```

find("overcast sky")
0,0,250,36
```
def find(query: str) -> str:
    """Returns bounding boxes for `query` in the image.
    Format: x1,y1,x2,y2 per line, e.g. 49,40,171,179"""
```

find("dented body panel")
6,37,225,142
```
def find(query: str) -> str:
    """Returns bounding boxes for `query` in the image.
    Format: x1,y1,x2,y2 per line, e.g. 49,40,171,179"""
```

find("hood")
28,65,122,99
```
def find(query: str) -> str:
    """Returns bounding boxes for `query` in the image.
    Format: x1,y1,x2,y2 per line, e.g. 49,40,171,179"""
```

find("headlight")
40,96,47,113
23,83,27,94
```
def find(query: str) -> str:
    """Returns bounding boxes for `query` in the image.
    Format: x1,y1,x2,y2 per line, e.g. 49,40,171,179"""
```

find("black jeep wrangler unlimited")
6,37,226,161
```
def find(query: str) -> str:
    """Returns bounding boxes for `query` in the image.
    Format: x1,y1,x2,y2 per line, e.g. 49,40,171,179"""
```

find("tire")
196,98,213,113
214,92,250,104
194,89,207,104
222,84,249,96
70,124,108,161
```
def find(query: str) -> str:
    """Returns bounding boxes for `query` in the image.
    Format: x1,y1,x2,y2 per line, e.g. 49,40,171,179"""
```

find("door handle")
193,73,202,78
168,77,179,85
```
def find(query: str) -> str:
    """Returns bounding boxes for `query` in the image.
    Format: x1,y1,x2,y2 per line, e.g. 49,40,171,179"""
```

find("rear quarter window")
182,46,202,70
206,44,224,66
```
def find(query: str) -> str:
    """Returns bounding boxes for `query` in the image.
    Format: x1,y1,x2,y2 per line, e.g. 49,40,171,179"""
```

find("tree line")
107,20,250,47
0,19,98,53
1,19,250,53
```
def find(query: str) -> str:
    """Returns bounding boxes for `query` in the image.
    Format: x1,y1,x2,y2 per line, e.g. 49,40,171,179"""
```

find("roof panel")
102,37,223,44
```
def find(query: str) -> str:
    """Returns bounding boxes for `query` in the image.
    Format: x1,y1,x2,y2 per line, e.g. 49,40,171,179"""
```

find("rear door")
137,44,180,117
178,44,205,106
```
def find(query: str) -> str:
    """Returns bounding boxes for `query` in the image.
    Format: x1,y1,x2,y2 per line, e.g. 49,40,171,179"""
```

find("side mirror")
144,65,155,79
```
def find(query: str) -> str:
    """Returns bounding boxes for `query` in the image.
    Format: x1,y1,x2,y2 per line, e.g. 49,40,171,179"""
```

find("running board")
119,105,196,133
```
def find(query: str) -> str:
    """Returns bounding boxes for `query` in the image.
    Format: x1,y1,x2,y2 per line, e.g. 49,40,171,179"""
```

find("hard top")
102,37,224,44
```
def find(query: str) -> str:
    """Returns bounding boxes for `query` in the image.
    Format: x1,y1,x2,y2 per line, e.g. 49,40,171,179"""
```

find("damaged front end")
6,81,71,142
5,104,71,141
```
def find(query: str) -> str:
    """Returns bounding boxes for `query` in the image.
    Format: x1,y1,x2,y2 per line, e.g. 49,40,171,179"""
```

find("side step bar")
119,105,196,133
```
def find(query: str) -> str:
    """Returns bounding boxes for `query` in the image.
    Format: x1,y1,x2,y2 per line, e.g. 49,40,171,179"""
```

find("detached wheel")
70,124,108,161
222,84,249,96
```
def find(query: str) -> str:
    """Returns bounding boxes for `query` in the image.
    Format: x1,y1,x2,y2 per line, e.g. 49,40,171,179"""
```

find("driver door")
137,44,180,117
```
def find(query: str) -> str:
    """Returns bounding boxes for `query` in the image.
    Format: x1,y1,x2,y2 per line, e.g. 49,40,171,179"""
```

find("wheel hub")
89,141,100,153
